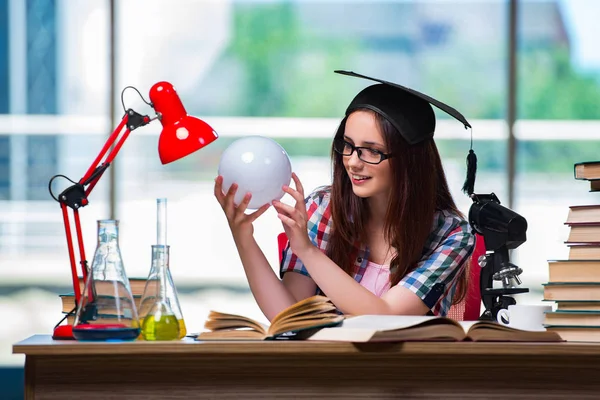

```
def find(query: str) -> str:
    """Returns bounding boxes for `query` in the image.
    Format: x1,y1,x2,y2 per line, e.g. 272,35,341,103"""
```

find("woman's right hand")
214,175,271,239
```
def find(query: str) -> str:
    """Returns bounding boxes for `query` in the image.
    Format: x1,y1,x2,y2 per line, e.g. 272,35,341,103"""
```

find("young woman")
214,71,475,321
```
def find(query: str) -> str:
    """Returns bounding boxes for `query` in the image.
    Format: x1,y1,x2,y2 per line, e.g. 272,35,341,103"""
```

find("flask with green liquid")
138,198,187,340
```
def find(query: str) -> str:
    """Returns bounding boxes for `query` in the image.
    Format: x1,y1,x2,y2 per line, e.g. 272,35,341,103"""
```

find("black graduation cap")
335,69,477,195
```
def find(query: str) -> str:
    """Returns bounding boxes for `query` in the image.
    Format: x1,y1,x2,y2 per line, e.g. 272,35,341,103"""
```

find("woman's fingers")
277,212,296,228
272,200,297,219
291,172,304,197
214,176,225,204
249,203,271,222
236,192,252,215
281,173,307,212
282,185,304,205
226,182,238,197
223,182,239,210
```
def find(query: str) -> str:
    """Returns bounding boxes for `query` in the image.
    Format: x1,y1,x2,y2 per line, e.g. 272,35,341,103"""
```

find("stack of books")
59,277,146,325
543,161,600,342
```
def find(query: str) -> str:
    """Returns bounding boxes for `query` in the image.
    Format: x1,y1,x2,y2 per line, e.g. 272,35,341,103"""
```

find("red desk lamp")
48,82,218,340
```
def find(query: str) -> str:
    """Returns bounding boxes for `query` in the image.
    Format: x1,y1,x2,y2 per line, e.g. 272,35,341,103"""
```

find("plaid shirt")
280,187,475,316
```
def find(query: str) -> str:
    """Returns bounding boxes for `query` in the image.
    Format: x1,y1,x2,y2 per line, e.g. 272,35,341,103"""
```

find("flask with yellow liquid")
140,245,183,340
138,198,187,340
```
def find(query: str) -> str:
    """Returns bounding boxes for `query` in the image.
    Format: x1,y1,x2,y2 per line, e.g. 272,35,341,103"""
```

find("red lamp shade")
149,81,218,165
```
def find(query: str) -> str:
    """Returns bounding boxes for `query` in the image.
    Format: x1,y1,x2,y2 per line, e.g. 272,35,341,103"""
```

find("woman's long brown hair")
327,109,469,305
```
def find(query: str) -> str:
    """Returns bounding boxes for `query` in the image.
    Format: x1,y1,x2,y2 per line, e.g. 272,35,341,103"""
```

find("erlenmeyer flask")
139,198,187,339
72,219,140,341
139,245,184,340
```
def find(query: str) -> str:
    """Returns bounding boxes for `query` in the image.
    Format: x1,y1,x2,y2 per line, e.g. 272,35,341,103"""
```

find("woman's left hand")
272,172,315,258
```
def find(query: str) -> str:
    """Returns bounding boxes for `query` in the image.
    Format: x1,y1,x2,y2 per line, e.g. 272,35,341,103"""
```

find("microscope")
468,193,529,321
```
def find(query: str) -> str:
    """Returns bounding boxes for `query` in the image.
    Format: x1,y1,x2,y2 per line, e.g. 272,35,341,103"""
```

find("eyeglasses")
333,139,393,165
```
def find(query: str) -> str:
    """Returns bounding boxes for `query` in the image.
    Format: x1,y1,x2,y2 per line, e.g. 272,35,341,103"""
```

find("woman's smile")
350,173,372,185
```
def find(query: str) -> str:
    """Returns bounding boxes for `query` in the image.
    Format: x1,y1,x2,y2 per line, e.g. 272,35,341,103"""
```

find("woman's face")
342,110,392,201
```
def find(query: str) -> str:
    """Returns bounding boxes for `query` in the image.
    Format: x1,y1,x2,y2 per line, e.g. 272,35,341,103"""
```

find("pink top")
360,260,392,297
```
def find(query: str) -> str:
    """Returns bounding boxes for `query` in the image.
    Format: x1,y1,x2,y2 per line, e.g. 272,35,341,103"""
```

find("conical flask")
139,245,183,340
72,219,140,341
138,198,187,339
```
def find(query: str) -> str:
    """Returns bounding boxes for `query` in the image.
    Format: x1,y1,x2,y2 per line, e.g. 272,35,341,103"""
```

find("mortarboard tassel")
462,128,477,196
462,150,477,195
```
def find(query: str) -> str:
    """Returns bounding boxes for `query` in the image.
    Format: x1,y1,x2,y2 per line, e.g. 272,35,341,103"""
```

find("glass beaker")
72,219,140,341
139,245,186,340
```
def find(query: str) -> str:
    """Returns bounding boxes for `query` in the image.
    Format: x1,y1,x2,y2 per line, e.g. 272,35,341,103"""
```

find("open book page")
203,311,269,335
196,295,343,341
307,315,564,343
196,329,268,340
308,315,465,342
269,313,345,337
197,311,269,340
270,296,333,321
461,321,563,342
338,315,449,329
269,296,340,336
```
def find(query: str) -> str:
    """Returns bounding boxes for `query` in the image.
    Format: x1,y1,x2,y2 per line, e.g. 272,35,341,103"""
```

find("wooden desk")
13,335,600,399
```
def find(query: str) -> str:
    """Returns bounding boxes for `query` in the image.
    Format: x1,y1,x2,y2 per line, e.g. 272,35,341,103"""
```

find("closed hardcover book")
556,301,600,311
565,205,600,225
543,282,600,301
544,326,600,342
544,310,600,327
548,260,600,283
568,245,600,260
566,224,600,244
59,293,142,314
574,161,600,181
72,276,147,295
60,276,146,313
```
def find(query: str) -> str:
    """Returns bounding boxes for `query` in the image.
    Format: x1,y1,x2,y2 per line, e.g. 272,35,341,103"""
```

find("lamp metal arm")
49,109,152,305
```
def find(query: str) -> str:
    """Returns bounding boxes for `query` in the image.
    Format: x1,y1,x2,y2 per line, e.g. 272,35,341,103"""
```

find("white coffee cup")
496,304,552,331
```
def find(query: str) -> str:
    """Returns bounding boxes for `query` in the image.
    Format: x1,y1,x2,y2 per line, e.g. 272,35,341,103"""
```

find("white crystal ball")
218,136,292,210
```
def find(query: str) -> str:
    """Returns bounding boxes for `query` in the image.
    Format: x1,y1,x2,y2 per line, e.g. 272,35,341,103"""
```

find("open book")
307,315,564,342
196,295,344,340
